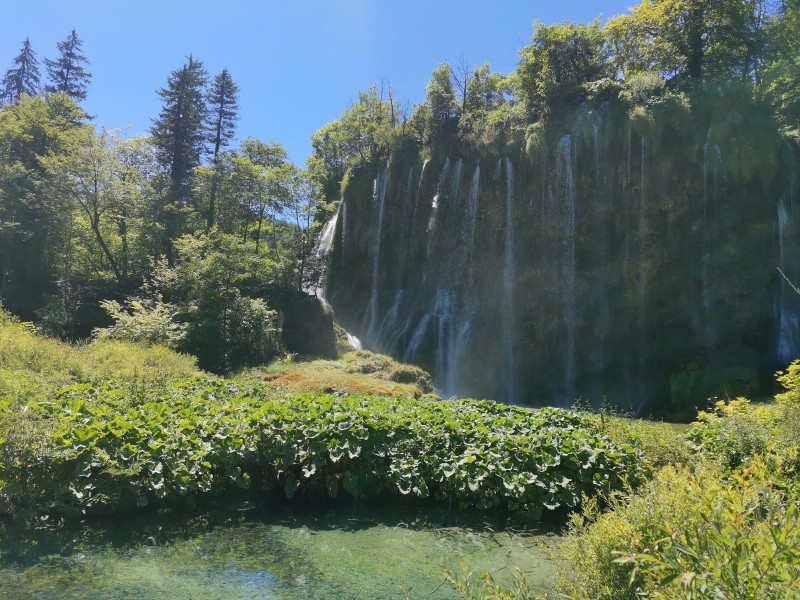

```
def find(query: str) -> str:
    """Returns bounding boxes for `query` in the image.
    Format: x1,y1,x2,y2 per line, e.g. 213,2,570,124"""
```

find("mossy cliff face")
326,98,800,415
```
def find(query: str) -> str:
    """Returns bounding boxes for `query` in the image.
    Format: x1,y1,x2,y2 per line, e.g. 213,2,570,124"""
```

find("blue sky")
1,1,634,165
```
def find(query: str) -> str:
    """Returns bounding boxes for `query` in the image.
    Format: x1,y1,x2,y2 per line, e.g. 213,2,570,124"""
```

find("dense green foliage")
557,462,799,599
553,382,800,599
0,376,639,518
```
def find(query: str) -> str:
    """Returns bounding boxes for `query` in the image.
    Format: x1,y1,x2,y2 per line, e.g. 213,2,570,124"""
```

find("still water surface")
0,501,559,599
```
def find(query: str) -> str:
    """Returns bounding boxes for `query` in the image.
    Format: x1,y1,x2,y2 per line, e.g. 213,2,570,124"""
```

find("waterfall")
558,136,576,402
465,165,481,278
433,289,454,394
778,198,799,362
448,159,463,230
638,133,649,403
404,313,432,363
502,157,517,403
397,165,415,269
702,128,714,357
411,159,429,225
382,166,417,344
346,332,363,351
341,202,347,252
440,164,481,397
376,289,405,350
366,166,389,344
307,206,340,308
427,158,451,258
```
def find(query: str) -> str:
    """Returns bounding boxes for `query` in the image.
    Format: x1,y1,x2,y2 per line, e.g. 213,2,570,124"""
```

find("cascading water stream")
702,128,714,357
341,202,347,252
442,164,480,397
427,158,451,258
778,197,799,362
365,166,389,344
638,133,648,364
378,167,418,350
306,206,340,309
465,166,481,283
502,157,517,404
558,136,576,402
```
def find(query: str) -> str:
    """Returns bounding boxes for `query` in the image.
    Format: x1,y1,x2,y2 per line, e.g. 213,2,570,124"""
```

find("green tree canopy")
514,20,610,122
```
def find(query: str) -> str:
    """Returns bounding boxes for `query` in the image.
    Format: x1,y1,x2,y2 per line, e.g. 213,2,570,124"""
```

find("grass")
0,309,202,385
241,350,435,398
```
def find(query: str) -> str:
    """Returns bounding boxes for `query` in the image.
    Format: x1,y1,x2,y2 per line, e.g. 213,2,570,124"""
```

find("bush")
686,397,779,470
92,296,187,349
615,465,800,599
592,413,692,472
0,309,79,385
557,466,699,600
152,233,283,373
557,462,800,600
777,359,800,408
389,364,434,392
0,381,640,518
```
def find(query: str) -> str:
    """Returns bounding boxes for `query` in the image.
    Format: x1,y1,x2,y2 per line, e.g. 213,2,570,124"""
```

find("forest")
0,0,799,598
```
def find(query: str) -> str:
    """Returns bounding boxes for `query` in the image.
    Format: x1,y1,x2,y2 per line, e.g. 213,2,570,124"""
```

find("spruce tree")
150,55,209,260
151,55,209,201
205,68,239,230
45,30,91,102
1,38,41,104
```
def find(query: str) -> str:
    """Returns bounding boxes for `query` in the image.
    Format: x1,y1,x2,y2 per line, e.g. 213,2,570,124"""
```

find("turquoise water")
0,501,559,599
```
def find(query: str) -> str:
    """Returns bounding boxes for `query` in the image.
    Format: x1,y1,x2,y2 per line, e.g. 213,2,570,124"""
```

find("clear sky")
1,1,634,165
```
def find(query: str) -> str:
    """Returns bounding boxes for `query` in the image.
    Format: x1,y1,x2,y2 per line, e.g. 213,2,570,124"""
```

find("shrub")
586,408,692,473
615,465,800,599
777,359,800,408
92,296,187,349
557,466,704,600
685,397,778,469
558,461,800,599
0,309,79,385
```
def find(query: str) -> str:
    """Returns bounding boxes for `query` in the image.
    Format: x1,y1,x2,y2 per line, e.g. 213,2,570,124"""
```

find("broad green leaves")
0,378,640,519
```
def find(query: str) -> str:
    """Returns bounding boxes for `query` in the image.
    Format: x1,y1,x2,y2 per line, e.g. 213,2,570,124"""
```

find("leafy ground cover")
0,377,638,519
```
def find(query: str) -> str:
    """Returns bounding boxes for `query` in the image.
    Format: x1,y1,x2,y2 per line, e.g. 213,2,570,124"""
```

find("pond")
0,500,560,599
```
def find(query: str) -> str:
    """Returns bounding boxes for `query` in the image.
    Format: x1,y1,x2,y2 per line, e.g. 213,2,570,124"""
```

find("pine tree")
45,30,91,102
1,38,41,104
150,55,209,261
205,68,239,231
151,55,209,200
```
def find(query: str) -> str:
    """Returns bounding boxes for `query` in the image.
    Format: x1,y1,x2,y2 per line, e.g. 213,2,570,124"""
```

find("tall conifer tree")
205,69,239,230
150,55,209,260
45,30,91,102
1,38,41,104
